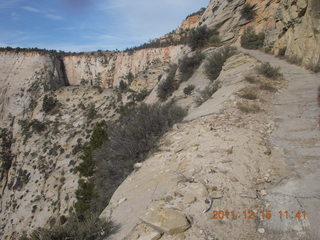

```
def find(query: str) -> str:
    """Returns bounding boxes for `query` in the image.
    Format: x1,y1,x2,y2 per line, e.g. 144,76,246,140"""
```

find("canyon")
0,0,319,239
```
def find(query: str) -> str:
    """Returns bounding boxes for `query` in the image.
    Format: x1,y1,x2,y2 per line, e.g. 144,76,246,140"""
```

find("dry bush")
244,75,259,84
237,102,260,114
93,102,187,209
241,3,257,20
259,83,277,92
179,52,204,82
195,81,220,106
241,27,265,49
157,64,178,101
239,87,258,100
256,62,282,79
205,46,236,81
19,214,115,240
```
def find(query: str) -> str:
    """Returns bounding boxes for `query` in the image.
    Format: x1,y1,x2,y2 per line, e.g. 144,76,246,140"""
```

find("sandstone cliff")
0,0,319,239
200,0,320,69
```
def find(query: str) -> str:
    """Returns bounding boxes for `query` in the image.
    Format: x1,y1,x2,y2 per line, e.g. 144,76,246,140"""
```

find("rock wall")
63,45,186,89
0,52,67,127
199,0,320,68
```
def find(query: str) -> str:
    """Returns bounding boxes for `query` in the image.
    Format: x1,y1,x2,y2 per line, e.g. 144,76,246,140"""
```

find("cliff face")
0,45,188,239
63,45,185,89
0,52,67,127
200,0,320,68
0,0,320,239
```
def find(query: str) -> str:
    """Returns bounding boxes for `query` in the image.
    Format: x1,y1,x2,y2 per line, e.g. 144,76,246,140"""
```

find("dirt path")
239,47,320,239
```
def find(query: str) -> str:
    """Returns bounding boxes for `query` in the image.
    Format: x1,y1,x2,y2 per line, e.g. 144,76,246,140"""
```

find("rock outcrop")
63,45,186,89
0,0,319,239
200,0,320,69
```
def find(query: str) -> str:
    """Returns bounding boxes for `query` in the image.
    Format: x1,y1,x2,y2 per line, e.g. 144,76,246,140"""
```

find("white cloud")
21,6,64,20
22,6,41,13
45,14,64,20
11,12,20,21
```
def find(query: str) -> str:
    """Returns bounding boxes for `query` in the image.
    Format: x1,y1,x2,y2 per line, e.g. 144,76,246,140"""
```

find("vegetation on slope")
74,102,186,218
205,46,236,81
241,27,265,49
19,214,115,240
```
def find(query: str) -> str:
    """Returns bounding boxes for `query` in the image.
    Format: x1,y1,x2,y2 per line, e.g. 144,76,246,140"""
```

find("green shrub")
75,179,97,213
86,103,97,120
0,128,13,170
127,72,134,84
119,80,128,92
241,27,265,49
195,82,220,106
75,122,109,214
19,214,115,240
256,62,282,78
209,34,221,44
179,52,204,81
128,89,150,102
42,95,57,113
241,3,256,20
184,85,195,95
205,46,236,81
187,26,219,50
157,64,178,101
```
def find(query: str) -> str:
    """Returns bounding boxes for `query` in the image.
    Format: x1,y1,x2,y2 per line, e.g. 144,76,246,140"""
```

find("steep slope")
0,0,320,239
100,52,289,240
200,0,320,69
0,52,67,126
63,45,185,89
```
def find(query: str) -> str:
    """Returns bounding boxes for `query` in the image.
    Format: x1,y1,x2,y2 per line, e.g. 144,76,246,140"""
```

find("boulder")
141,208,190,235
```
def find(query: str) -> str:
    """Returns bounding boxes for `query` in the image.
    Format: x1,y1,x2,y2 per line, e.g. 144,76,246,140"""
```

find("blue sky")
0,0,209,52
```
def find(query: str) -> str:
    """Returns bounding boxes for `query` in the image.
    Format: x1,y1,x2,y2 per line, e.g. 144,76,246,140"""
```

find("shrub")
241,27,265,49
205,46,236,81
256,62,282,78
42,95,57,113
184,85,195,95
278,47,287,57
179,52,204,81
187,26,219,50
19,214,115,240
195,82,220,106
241,3,256,20
75,179,97,213
237,102,260,113
260,83,277,92
128,89,150,102
75,122,109,214
239,88,258,100
30,120,46,133
244,75,258,83
86,103,97,120
93,103,186,209
209,34,221,44
157,64,178,101
0,128,13,171
119,80,128,92
127,72,134,84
